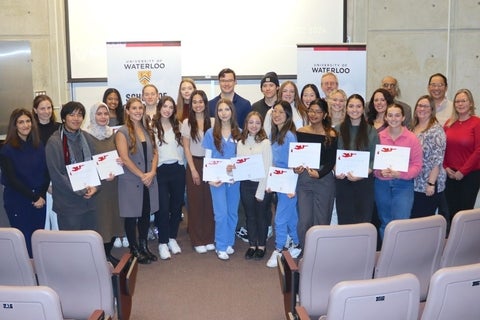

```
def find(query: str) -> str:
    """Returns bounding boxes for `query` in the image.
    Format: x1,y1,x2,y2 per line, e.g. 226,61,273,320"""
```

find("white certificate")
92,150,124,180
288,142,321,169
266,166,298,194
335,150,370,178
231,154,265,182
202,158,234,183
66,160,101,192
373,145,411,172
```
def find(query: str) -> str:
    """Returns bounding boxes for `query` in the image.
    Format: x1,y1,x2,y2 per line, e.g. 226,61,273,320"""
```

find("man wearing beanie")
252,72,279,121
208,68,252,127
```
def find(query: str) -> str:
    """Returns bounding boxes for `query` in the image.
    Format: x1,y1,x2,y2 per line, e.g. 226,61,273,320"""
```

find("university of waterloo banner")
297,44,367,98
106,41,181,102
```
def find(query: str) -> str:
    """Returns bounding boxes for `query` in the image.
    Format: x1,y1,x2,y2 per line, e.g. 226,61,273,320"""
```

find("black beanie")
260,72,279,87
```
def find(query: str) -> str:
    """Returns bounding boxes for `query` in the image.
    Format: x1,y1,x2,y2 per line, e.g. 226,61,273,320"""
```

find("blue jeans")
374,178,414,239
209,182,240,251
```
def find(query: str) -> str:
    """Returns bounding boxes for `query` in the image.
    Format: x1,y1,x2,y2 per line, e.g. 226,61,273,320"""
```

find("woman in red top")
443,88,480,218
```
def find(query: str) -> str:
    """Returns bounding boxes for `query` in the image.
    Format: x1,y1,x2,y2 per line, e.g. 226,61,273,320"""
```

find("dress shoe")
254,248,266,260
130,244,151,264
245,247,256,260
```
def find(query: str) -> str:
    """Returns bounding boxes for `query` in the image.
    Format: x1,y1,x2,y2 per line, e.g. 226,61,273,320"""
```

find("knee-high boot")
139,238,158,261
130,242,151,264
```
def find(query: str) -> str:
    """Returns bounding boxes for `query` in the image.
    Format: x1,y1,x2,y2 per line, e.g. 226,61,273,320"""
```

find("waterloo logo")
138,71,152,86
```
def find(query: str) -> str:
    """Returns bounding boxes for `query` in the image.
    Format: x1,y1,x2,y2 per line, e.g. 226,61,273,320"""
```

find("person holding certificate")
443,89,480,219
411,95,447,219
116,97,159,264
0,109,49,257
237,111,272,260
202,98,242,261
152,96,186,260
336,94,379,225
181,90,215,254
374,103,423,238
266,100,301,268
295,98,338,247
85,102,124,265
45,101,99,231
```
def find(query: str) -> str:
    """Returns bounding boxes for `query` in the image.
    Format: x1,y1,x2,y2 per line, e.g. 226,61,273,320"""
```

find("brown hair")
4,108,41,148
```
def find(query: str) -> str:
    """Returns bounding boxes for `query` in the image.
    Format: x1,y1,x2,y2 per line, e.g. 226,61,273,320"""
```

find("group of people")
0,69,479,270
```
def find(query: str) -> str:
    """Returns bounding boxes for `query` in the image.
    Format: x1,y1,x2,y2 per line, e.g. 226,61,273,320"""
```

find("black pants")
336,175,375,224
445,170,480,221
240,180,271,246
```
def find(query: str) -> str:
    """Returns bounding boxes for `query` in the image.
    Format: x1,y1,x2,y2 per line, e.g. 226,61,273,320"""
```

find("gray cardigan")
116,126,159,218
45,129,98,216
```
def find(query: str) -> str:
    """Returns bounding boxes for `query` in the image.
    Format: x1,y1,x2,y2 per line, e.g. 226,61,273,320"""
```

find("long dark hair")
366,88,393,125
271,100,296,145
188,90,211,143
153,96,182,146
4,108,41,148
340,94,369,150
309,98,335,146
212,98,241,154
102,88,124,124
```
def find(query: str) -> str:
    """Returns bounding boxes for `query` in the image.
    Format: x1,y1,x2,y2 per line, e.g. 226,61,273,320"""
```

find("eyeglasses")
382,83,397,89
307,109,324,115
428,83,445,89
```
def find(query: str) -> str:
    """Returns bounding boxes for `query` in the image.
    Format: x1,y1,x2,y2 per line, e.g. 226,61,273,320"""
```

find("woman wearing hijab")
85,102,124,265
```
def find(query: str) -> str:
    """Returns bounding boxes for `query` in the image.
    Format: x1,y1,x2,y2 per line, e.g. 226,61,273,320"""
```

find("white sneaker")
216,251,229,260
194,245,207,254
122,237,129,248
113,237,122,248
226,246,235,255
267,226,273,240
285,235,292,248
266,249,282,268
289,245,302,259
205,244,216,251
158,244,171,260
168,238,181,254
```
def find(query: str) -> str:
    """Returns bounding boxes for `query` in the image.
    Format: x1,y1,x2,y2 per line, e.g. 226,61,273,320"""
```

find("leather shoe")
254,248,266,260
245,247,256,260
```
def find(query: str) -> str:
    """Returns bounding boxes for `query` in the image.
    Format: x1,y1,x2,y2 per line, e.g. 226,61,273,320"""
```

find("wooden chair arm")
88,309,110,320
278,250,300,320
112,253,138,320
295,306,311,320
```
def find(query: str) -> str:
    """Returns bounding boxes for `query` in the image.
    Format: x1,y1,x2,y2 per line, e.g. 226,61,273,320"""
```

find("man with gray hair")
381,75,412,128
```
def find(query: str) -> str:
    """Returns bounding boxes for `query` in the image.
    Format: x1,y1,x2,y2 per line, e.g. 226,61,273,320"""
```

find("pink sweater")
374,127,423,180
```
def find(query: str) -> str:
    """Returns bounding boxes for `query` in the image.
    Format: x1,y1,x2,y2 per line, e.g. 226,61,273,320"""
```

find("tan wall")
349,0,480,106
0,0,69,109
2,0,480,110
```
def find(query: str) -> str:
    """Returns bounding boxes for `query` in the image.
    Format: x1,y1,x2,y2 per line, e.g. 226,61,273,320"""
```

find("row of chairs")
278,208,480,319
0,228,138,320
295,263,480,320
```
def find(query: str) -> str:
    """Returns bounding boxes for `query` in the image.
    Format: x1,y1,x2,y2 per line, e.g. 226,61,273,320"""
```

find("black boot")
130,244,151,264
139,239,157,261
104,242,120,266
